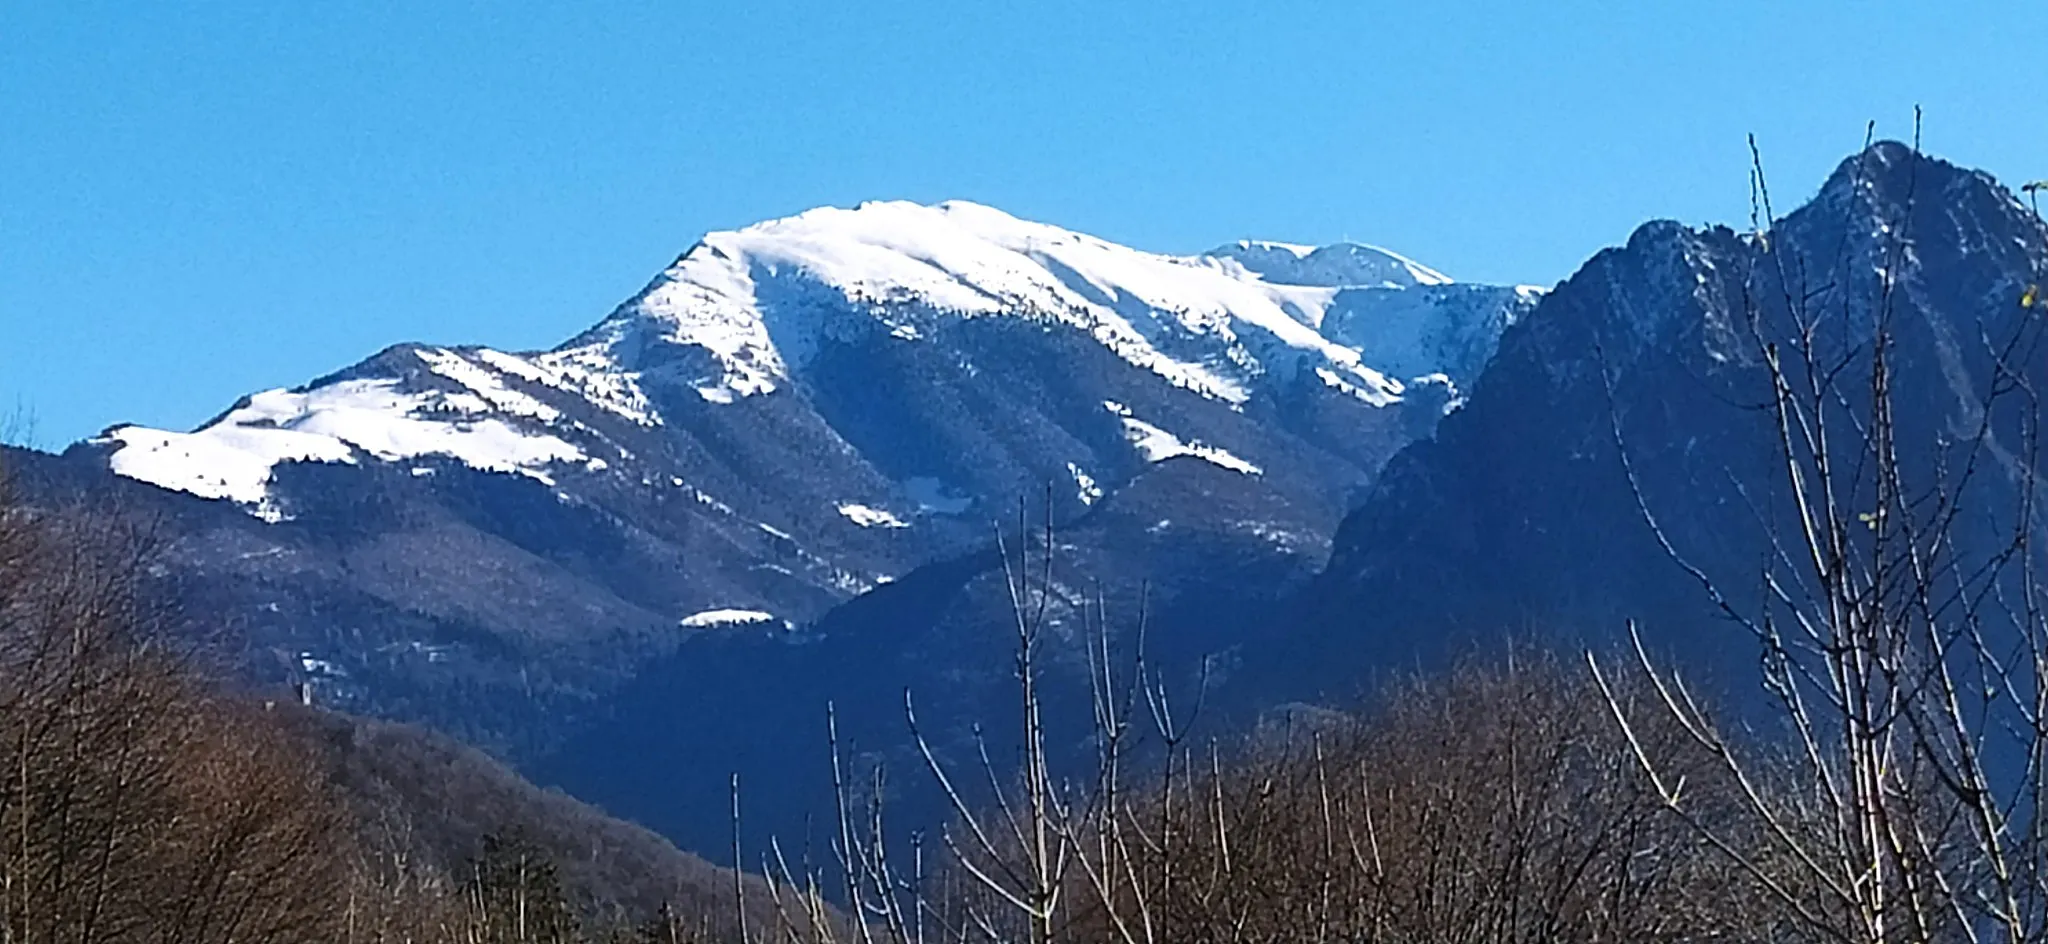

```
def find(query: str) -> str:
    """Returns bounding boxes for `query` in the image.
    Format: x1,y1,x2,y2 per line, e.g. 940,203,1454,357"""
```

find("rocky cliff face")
1283,142,2048,702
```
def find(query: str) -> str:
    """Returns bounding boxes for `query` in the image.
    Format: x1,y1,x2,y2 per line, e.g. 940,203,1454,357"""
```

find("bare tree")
1115,650,1770,944
778,498,1763,943
0,464,379,943
1595,123,2048,943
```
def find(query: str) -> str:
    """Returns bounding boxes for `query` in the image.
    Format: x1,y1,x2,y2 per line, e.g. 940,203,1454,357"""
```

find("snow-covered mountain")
71,199,1537,750
103,201,1533,516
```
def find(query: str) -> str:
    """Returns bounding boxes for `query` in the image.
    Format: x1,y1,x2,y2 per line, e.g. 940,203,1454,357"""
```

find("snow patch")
689,486,736,516
680,609,779,628
1230,239,1316,259
1103,402,1262,476
103,379,587,510
1209,240,1454,289
837,503,909,528
415,348,561,422
1237,520,1309,550
904,476,973,515
474,346,660,426
1067,462,1102,505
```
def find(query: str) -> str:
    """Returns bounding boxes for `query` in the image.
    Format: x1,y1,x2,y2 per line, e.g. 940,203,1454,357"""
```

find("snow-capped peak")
573,199,1491,408
1206,239,1453,289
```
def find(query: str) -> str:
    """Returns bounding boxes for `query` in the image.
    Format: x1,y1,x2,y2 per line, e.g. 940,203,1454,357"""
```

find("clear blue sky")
4,1,2041,447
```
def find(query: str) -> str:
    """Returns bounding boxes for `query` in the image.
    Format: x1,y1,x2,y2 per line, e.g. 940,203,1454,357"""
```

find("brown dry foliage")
0,470,358,942
0,461,790,943
920,651,1789,944
1119,654,1781,943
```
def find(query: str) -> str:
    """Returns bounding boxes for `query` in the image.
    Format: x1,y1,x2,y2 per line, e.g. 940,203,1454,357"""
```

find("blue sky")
3,1,2042,447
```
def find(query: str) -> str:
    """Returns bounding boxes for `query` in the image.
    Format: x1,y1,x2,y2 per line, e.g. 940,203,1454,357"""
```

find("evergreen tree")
468,831,579,944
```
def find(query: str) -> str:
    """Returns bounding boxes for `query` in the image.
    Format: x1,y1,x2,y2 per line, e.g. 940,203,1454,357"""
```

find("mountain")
526,143,2048,859
1270,141,2048,701
55,199,1537,754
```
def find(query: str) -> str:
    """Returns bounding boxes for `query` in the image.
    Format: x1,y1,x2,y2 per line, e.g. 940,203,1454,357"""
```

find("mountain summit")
580,199,1455,408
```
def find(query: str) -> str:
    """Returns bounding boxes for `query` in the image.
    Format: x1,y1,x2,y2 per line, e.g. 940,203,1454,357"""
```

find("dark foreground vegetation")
8,459,2046,942
0,468,1767,943
0,470,774,942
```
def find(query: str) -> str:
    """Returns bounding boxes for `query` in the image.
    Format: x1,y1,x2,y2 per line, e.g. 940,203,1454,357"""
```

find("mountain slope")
535,455,1334,858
